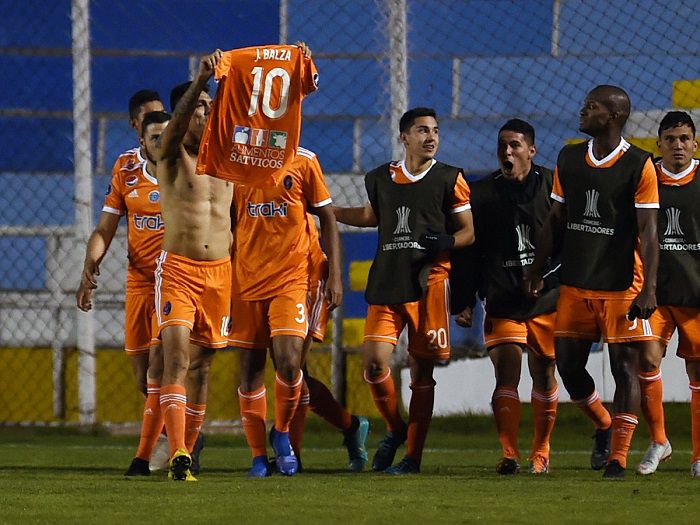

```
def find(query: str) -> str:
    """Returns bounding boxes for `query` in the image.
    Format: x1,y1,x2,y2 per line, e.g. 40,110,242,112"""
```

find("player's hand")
295,41,312,58
455,306,473,328
419,231,455,252
522,267,543,298
198,49,223,80
628,288,657,320
325,272,343,311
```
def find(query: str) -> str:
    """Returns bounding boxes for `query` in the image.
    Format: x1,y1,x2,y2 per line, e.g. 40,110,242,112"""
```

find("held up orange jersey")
196,45,318,185
231,147,331,300
110,147,144,175
103,161,164,287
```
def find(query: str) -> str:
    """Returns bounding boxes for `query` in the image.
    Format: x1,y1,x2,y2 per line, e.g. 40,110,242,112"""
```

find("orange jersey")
103,160,164,287
655,158,698,186
307,213,327,278
111,147,144,175
196,45,318,185
232,147,332,300
388,160,471,283
551,138,658,299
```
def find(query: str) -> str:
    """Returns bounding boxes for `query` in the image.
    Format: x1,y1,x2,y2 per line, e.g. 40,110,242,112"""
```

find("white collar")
659,158,698,180
396,159,437,181
142,161,158,185
586,137,629,166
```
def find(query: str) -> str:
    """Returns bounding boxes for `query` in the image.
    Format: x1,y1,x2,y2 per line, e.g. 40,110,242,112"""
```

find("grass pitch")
1,403,697,524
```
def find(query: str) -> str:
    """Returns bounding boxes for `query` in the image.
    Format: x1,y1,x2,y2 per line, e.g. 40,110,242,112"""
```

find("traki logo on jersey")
247,201,288,218
133,213,164,231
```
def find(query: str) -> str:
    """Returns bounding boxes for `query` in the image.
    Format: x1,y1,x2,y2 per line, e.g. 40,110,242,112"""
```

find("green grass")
1,403,698,524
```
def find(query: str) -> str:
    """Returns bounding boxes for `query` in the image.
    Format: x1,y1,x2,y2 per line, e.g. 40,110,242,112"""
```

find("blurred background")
1,0,699,427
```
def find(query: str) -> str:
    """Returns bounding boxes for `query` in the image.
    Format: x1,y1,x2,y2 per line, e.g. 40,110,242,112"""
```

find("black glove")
419,231,455,252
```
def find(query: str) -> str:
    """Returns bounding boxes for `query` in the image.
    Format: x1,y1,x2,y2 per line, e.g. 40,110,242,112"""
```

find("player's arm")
157,49,222,162
76,211,120,311
630,207,658,319
525,199,565,296
333,203,378,227
313,205,343,310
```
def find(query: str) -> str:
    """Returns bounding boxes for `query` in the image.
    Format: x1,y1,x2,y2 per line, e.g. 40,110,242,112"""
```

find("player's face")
497,130,536,180
188,91,212,142
131,100,165,134
140,121,169,164
579,93,611,136
401,116,439,160
658,124,697,173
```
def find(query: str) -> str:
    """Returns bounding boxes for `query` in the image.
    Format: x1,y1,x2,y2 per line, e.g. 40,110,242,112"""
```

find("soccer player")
525,85,661,478
453,119,559,475
334,107,475,474
287,218,370,472
231,147,342,477
636,111,700,477
155,50,233,481
112,90,165,173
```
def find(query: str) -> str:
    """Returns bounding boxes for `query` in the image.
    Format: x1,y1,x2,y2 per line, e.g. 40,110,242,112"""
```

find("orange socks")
492,387,521,459
307,374,353,431
238,386,268,457
639,369,667,444
572,390,612,430
608,413,638,468
159,384,187,457
135,383,164,461
531,387,559,458
289,380,310,456
365,368,405,432
691,382,700,463
185,403,206,453
274,371,303,433
406,381,435,465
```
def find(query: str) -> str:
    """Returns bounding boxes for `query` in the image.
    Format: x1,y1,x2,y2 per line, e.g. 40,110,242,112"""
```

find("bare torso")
158,143,233,260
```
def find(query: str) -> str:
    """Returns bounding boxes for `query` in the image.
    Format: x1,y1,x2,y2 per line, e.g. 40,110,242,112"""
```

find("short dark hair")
141,111,172,137
399,107,437,133
170,81,211,112
499,118,535,145
658,111,696,137
128,89,162,120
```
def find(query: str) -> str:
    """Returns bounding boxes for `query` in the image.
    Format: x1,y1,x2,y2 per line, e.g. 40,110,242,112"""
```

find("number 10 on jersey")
248,67,291,119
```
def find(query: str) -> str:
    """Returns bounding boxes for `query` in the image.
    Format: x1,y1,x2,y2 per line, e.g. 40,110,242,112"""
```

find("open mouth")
503,160,514,171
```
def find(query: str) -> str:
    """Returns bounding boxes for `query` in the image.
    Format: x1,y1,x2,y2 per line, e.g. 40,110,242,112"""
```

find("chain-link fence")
2,0,699,425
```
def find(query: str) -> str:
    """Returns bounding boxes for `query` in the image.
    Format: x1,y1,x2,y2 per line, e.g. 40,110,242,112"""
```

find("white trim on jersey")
102,206,124,216
313,197,332,208
396,159,437,182
451,203,471,213
550,192,565,203
297,146,316,159
142,161,158,185
586,137,629,167
659,158,699,180
635,202,659,209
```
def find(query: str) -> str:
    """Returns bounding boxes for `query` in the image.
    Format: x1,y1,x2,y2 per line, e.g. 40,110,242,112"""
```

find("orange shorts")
483,312,556,360
124,289,158,355
555,286,663,344
308,259,329,343
229,289,308,349
364,278,451,361
651,306,700,360
153,251,231,349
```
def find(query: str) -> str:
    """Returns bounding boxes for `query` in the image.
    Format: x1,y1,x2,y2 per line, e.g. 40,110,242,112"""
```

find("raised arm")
333,202,378,227
76,211,120,311
313,205,343,310
158,49,222,161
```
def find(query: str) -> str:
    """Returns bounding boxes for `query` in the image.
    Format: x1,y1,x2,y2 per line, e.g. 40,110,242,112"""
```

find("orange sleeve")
634,158,660,207
303,155,332,208
102,167,125,215
301,53,319,96
450,174,471,213
551,166,565,202
215,51,234,81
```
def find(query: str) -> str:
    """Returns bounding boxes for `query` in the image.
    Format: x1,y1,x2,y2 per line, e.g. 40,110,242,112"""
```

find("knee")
364,360,389,381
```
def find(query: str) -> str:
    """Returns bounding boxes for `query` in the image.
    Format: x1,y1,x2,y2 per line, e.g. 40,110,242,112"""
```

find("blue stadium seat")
0,237,47,291
303,58,384,117
408,0,552,56
1,2,71,48
90,0,279,52
0,118,73,171
408,59,453,117
0,56,72,111
287,0,383,54
301,119,355,172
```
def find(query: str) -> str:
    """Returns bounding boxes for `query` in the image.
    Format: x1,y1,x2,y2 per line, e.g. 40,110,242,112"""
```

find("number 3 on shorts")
295,303,306,324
